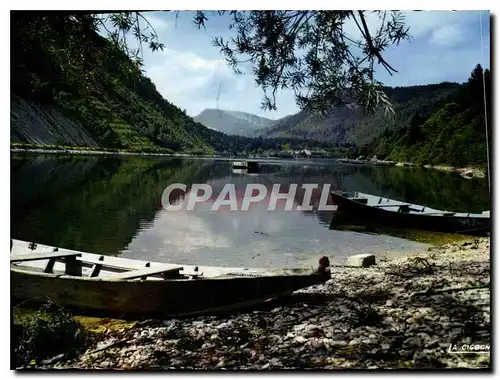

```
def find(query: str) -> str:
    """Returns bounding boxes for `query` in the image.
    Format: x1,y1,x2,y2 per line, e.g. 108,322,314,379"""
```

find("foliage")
11,12,490,168
11,12,213,153
369,65,490,167
12,301,86,367
99,12,165,67
195,10,410,114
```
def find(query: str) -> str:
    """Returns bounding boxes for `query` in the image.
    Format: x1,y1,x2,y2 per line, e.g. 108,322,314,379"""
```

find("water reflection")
10,155,489,267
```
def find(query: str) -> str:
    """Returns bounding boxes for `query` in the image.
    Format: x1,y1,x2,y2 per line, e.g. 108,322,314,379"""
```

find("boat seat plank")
398,205,411,213
180,267,204,278
372,204,409,208
10,252,81,262
11,252,82,276
81,256,137,270
420,212,456,216
84,256,155,277
351,197,368,204
111,265,183,280
88,256,105,278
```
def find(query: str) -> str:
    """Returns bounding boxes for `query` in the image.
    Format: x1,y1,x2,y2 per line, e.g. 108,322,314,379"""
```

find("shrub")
12,301,87,367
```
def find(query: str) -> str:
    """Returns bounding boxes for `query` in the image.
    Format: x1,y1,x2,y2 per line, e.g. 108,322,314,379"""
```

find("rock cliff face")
10,94,99,147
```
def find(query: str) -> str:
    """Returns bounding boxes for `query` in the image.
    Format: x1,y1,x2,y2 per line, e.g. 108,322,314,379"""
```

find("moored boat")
10,239,330,318
330,191,490,235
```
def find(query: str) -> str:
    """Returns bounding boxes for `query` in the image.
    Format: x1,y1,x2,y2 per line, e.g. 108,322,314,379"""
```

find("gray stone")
270,358,283,367
403,337,422,349
294,336,308,343
305,324,322,337
347,254,376,267
328,340,349,347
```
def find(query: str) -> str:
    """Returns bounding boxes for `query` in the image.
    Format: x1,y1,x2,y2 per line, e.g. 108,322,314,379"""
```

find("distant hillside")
262,104,361,143
261,73,491,168
194,109,274,137
260,83,460,146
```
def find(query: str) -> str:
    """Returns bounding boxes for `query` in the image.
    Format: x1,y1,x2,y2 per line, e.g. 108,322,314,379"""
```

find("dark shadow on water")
328,214,483,245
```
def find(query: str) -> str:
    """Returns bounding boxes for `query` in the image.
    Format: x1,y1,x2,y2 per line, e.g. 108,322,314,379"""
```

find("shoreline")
20,237,490,370
395,162,486,179
11,148,488,177
340,158,486,179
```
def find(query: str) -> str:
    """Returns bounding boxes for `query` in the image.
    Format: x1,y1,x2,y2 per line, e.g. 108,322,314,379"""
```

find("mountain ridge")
259,82,461,146
194,108,275,137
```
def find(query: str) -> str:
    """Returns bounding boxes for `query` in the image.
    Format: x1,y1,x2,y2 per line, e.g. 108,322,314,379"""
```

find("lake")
10,154,490,268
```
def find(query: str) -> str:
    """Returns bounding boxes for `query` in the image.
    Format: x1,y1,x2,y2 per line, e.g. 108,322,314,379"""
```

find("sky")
112,10,491,120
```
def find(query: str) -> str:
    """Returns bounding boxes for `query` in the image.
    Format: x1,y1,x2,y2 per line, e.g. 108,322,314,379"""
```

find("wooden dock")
232,161,259,172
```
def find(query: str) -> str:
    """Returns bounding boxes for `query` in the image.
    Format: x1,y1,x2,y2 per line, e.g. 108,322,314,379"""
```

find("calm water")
10,154,490,268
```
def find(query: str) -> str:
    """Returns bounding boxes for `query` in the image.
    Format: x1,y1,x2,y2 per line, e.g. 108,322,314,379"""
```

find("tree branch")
357,11,397,75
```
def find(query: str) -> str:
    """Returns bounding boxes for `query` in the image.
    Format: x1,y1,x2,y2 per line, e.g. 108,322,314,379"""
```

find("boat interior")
10,239,310,280
339,191,489,218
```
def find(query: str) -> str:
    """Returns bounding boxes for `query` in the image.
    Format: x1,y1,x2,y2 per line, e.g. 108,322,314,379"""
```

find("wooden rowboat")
10,239,330,318
330,191,490,235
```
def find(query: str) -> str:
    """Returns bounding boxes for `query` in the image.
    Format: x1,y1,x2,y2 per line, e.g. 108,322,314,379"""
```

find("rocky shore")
338,157,486,179
426,165,486,179
39,238,490,370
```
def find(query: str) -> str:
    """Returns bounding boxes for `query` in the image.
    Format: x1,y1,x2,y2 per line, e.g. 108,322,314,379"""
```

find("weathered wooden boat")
10,239,330,318
330,191,490,235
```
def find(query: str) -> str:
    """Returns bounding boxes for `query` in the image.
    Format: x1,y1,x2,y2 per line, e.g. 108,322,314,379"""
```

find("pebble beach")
31,237,491,370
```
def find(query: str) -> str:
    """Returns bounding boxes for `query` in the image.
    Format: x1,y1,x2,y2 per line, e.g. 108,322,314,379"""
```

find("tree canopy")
68,11,411,115
194,11,410,114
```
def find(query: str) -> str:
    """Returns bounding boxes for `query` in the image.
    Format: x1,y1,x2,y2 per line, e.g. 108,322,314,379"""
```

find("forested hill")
10,14,490,166
260,66,490,168
260,82,460,146
365,65,491,167
10,13,226,154
10,13,342,155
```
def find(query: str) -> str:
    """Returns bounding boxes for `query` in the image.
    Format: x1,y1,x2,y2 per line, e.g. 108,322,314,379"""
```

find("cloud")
136,11,489,119
403,11,460,37
143,43,298,118
144,48,236,113
429,25,465,47
143,13,170,33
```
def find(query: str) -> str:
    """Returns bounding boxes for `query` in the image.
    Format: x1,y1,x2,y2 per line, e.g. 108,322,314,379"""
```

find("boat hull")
330,192,490,235
11,268,326,318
